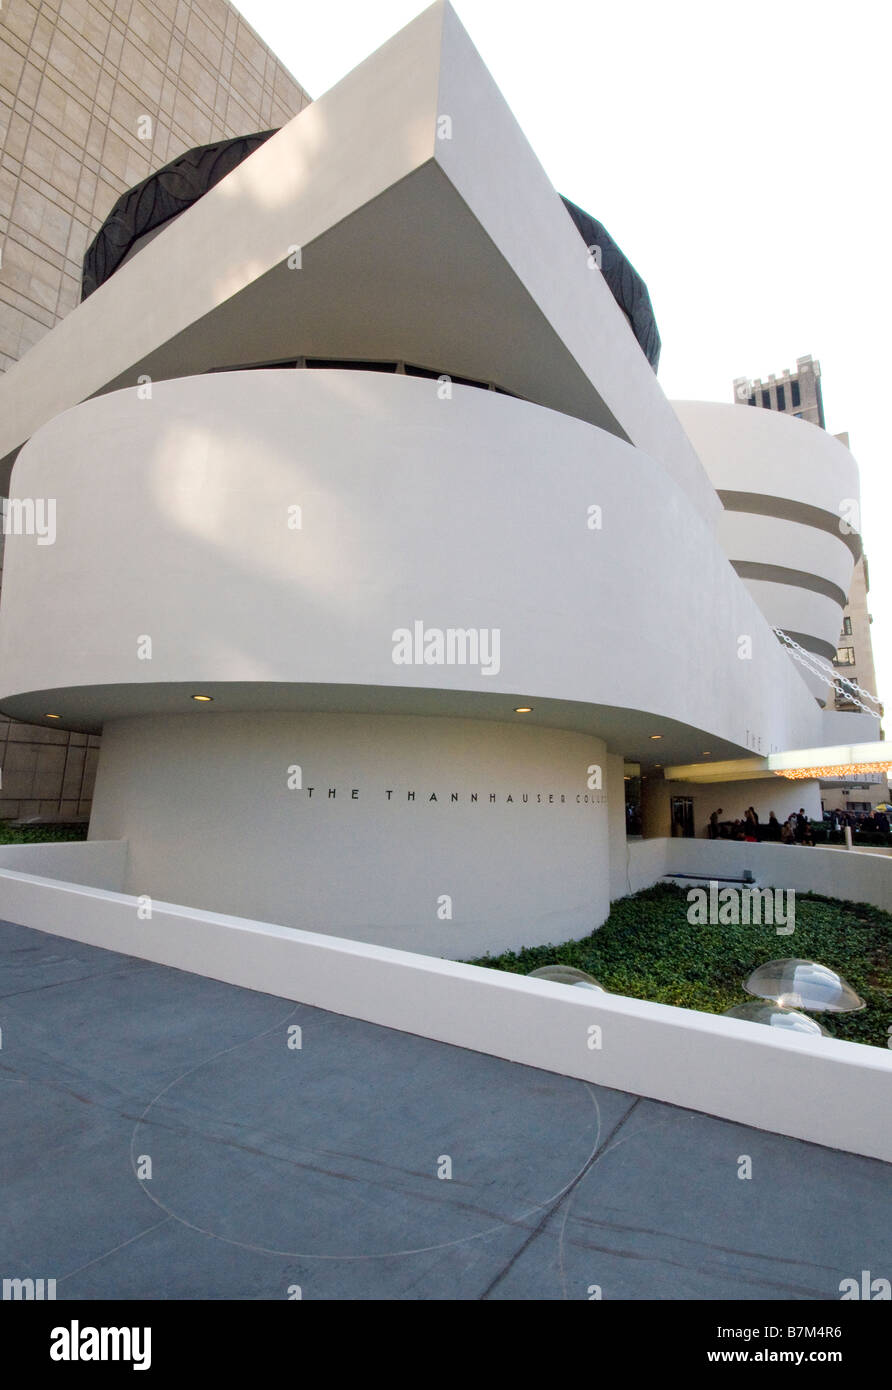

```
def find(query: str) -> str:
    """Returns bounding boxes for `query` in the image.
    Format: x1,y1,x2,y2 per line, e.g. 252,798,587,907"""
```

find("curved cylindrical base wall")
89,711,610,957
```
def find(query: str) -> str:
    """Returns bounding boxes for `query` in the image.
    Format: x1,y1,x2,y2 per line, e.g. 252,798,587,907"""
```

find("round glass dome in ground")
744,959,866,1014
723,1001,830,1036
527,965,606,992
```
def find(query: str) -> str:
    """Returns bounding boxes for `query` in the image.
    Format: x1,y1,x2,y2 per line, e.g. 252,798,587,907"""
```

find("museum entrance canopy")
664,742,892,783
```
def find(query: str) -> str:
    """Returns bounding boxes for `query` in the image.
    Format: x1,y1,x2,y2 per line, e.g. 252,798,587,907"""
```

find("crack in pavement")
478,1096,642,1300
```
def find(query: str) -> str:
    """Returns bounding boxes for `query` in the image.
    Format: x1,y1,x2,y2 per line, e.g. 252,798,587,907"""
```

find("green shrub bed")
467,882,892,1049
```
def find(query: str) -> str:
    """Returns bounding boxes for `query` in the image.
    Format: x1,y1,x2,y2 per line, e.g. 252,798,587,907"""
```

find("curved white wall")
0,370,825,764
673,400,858,670
743,584,845,664
717,512,853,601
89,711,609,956
0,1,717,525
673,400,860,520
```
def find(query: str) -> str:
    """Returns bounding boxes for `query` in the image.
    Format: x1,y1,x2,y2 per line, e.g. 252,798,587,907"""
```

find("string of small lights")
775,761,892,781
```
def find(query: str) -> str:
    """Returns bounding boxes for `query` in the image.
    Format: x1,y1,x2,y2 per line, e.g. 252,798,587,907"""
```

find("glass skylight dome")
528,965,605,992
723,1001,830,1036
744,959,865,1014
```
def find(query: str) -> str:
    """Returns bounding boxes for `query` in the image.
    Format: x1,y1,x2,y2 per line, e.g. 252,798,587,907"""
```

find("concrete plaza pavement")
0,919,888,1300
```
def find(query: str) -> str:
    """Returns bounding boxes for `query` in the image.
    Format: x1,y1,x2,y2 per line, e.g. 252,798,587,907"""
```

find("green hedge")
467,882,892,1049
0,823,88,845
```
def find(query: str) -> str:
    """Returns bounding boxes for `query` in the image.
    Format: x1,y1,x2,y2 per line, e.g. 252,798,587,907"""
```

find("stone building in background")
735,353,825,429
0,0,309,821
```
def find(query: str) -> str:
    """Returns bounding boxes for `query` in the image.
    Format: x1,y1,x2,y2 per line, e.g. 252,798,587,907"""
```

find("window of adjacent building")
776,383,786,410
761,389,770,407
791,379,801,407
843,616,853,636
835,646,856,665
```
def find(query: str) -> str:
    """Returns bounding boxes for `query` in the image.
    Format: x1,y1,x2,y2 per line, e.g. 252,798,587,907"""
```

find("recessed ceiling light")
191,694,214,702
44,713,61,719
514,706,533,713
649,734,662,740
702,751,712,756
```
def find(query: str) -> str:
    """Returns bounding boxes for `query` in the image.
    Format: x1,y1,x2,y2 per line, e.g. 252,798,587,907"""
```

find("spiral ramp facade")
0,2,874,954
672,401,863,708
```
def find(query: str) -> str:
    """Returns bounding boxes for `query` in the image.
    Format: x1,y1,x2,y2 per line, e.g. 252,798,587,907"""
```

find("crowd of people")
707,805,815,845
705,804,890,844
827,807,890,834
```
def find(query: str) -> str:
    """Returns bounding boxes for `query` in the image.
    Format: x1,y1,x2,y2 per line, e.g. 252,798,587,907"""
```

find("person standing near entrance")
708,807,723,839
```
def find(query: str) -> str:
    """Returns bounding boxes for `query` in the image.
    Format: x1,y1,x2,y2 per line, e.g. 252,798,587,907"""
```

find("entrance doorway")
624,763,642,836
671,795,694,838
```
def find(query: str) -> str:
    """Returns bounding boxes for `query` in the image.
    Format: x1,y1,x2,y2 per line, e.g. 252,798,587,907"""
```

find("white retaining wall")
0,845,889,1163
625,836,892,913
0,839,127,890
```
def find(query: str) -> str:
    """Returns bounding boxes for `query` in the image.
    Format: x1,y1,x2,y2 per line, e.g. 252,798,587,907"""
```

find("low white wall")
0,861,889,1162
613,837,669,898
629,836,892,913
0,839,127,890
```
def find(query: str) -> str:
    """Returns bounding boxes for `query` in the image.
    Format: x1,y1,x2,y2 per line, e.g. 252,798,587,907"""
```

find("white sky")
237,0,891,709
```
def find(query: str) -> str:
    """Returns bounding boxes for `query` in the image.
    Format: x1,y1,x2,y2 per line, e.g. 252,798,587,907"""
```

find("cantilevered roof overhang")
80,135,663,374
0,1,714,523
665,742,892,783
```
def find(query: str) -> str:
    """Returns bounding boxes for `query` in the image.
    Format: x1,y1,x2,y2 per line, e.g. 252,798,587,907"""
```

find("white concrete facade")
0,365,843,951
0,0,311,823
89,711,609,955
673,400,861,686
0,0,887,973
0,370,835,755
0,2,714,513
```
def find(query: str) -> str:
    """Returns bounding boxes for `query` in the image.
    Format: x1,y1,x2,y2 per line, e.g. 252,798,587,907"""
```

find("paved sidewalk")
0,920,888,1300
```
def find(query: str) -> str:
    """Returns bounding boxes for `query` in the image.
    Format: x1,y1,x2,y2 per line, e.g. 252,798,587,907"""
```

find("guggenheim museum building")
0,2,883,958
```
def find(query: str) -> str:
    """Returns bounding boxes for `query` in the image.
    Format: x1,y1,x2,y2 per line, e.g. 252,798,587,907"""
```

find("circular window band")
82,135,661,373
